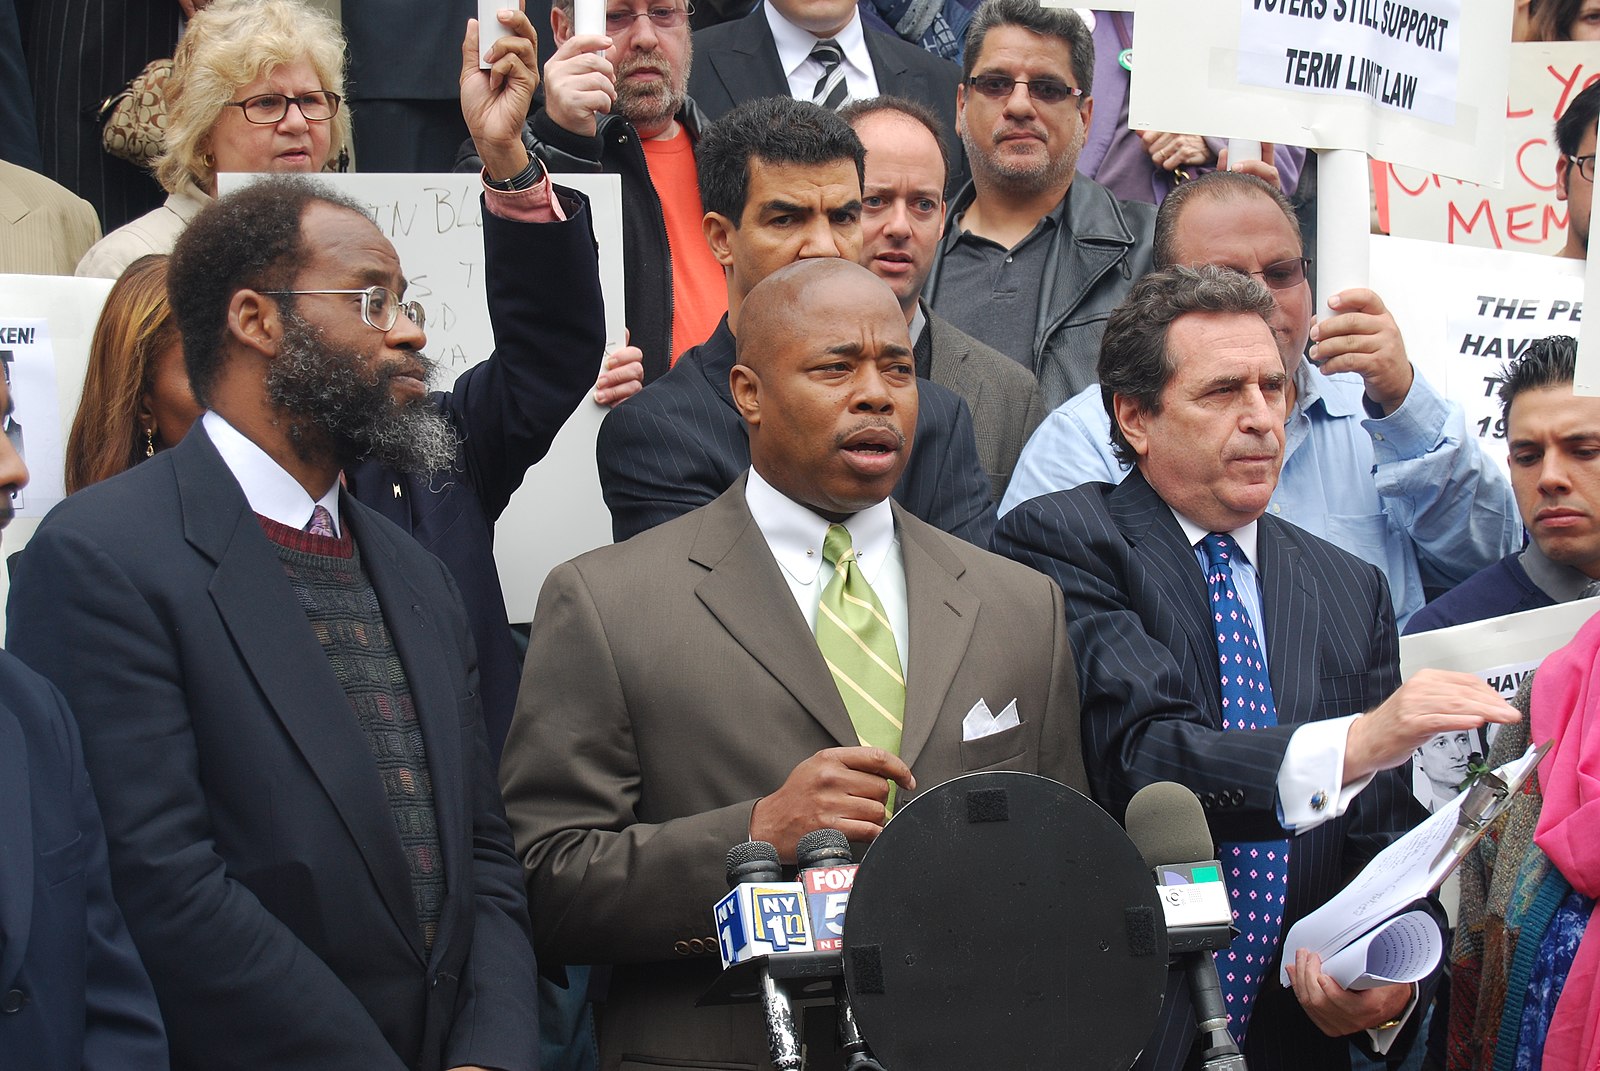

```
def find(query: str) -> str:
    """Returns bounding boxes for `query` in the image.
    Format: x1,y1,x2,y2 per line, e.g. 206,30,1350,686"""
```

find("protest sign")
0,274,117,644
1368,234,1584,477
1379,42,1599,254
1130,0,1510,185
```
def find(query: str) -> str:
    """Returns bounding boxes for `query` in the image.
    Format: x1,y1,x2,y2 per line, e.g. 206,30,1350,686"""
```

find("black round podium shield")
841,771,1169,1070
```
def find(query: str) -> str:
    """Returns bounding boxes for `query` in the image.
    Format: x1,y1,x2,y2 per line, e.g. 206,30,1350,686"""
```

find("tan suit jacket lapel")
897,504,979,768
691,478,863,750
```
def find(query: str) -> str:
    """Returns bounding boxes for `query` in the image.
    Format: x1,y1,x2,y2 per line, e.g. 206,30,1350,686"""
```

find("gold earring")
145,427,155,458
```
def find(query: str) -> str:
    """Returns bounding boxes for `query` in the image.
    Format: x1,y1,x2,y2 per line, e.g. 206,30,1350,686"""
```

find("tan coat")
500,478,1086,1071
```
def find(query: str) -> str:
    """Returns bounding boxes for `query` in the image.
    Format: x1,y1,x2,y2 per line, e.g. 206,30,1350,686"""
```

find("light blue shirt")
998,362,1522,628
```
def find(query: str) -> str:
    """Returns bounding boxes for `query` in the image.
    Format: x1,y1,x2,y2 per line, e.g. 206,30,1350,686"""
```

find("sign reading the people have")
1368,234,1584,479
1238,0,1458,124
1131,0,1510,185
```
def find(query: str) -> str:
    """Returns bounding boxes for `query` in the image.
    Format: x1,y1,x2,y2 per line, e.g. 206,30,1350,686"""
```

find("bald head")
730,259,918,520
738,260,904,368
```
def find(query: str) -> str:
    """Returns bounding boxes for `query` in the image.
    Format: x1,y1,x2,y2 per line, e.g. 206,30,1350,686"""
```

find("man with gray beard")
459,0,721,381
6,176,551,1070
921,0,1153,410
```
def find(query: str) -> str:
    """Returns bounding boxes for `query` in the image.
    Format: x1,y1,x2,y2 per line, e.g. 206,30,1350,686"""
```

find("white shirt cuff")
1277,714,1375,831
1366,983,1419,1053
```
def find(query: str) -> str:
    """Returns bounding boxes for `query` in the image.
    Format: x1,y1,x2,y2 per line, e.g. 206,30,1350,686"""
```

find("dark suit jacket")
501,477,1087,1070
688,7,967,191
0,651,167,1071
596,315,996,545
993,470,1429,1071
7,429,540,1071
924,305,1042,501
346,191,603,764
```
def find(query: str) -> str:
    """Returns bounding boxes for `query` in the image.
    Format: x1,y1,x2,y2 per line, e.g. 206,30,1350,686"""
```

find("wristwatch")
484,155,546,192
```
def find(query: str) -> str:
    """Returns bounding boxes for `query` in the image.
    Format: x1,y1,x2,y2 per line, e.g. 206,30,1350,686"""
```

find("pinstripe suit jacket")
993,470,1429,1071
596,316,996,546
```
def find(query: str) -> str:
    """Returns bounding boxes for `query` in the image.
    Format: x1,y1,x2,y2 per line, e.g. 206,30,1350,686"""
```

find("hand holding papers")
1277,744,1548,990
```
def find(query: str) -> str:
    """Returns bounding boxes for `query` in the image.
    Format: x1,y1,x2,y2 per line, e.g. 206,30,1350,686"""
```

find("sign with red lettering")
1130,0,1510,184
1379,43,1598,254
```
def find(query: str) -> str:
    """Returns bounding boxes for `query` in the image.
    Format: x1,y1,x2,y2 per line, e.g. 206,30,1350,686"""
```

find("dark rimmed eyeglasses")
1568,153,1596,182
965,74,1084,105
604,2,693,32
225,90,342,125
260,286,426,332
1242,256,1312,291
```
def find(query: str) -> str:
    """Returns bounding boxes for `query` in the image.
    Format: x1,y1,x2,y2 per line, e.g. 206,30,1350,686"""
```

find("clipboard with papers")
1276,742,1551,992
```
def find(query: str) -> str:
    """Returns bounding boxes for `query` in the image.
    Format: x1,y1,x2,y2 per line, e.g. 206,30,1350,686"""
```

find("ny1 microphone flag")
715,882,815,969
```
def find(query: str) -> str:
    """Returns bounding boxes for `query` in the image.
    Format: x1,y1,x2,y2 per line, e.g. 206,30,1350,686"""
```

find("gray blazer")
500,477,1087,1071
925,305,1043,502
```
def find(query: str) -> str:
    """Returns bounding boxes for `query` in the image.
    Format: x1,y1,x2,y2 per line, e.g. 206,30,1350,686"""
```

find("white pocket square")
962,698,1021,741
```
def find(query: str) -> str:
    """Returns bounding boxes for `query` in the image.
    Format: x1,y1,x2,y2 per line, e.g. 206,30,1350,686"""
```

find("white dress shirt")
202,410,343,536
763,0,881,104
1169,508,1376,834
745,468,909,665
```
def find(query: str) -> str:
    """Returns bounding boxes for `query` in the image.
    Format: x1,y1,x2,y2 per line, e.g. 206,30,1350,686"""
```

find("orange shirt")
641,127,727,363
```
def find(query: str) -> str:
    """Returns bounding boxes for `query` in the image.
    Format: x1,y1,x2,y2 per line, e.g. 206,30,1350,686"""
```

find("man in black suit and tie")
993,265,1518,1071
687,0,965,189
597,95,995,544
8,176,540,1070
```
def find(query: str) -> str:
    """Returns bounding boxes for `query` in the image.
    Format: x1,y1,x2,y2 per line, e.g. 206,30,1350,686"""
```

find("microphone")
796,828,857,953
795,830,885,1071
713,841,807,1071
1126,782,1247,1071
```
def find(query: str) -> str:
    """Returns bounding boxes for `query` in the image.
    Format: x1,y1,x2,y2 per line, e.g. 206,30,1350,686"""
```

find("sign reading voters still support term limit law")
1368,234,1584,478
1130,0,1510,185
221,173,627,621
1378,43,1600,254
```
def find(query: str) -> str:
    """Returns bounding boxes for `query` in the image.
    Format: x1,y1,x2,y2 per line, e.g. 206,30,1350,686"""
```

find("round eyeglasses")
1567,153,1596,182
225,91,342,125
260,286,426,332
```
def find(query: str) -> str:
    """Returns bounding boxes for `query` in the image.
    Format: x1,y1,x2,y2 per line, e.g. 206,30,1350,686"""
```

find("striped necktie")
817,524,905,807
809,39,849,110
1201,533,1290,1043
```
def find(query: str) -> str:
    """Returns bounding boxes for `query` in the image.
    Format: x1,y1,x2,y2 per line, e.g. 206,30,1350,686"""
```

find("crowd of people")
1,1,1597,1070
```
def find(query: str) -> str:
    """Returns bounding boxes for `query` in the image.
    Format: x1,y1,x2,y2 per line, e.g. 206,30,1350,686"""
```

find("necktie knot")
305,504,335,538
810,38,843,67
1201,533,1233,571
823,523,856,569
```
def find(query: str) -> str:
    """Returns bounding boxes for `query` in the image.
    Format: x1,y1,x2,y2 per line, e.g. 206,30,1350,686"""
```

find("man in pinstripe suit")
994,265,1517,1071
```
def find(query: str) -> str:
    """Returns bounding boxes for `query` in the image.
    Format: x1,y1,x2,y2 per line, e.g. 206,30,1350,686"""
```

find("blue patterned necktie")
1201,533,1290,1042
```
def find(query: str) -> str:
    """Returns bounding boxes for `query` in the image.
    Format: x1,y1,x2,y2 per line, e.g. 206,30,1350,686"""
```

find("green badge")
1118,48,1133,71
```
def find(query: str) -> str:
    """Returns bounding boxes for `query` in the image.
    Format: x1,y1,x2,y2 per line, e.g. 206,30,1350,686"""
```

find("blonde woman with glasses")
77,0,350,279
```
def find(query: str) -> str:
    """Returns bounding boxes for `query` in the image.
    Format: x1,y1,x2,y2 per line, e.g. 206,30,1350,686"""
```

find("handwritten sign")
1379,42,1600,253
1130,0,1511,185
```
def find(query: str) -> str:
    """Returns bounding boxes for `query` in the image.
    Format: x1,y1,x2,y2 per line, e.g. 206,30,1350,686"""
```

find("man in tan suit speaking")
500,258,1086,1071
